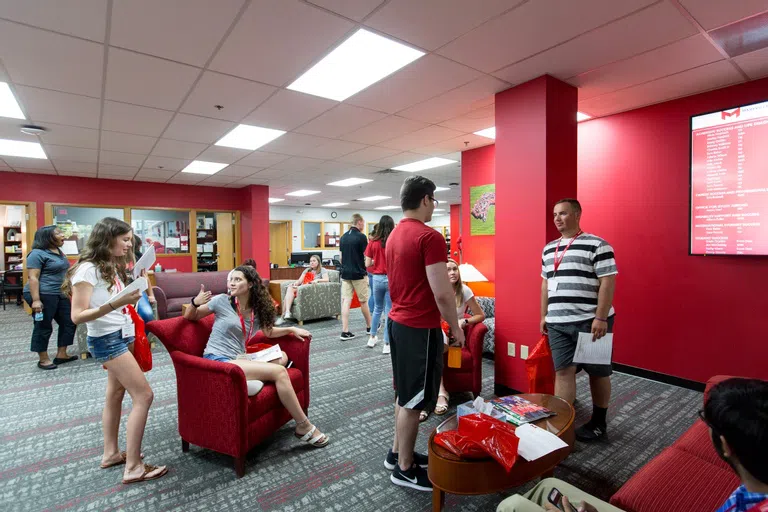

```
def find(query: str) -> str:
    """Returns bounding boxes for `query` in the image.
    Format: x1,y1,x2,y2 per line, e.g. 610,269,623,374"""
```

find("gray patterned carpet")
0,302,703,512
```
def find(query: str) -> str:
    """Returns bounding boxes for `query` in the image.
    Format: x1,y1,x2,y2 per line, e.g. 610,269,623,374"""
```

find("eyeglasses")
429,196,439,207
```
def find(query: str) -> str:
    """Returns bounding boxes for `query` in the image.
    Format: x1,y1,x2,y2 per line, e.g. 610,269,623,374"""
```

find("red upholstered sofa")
609,375,740,512
443,321,487,397
146,315,310,477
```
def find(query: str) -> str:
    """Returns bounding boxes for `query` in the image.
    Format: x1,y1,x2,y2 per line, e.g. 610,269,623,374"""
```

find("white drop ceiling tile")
578,60,744,117
105,48,200,110
15,86,101,129
51,160,98,173
13,167,57,175
365,0,518,50
398,76,509,124
679,0,768,30
57,170,98,177
259,132,329,156
338,115,429,145
379,125,464,151
367,151,426,169
571,35,725,100
307,0,383,21
196,145,252,164
224,182,248,188
35,123,99,149
209,0,354,85
413,134,494,155
111,0,244,66
201,174,239,184
4,156,55,169
163,114,236,144
336,145,401,164
252,167,298,179
43,145,98,163
181,71,277,122
136,166,177,176
437,0,656,73
0,0,107,42
99,150,147,167
494,1,697,86
235,176,272,185
151,139,207,159
295,104,388,139
100,131,157,154
135,175,171,183
141,157,190,172
242,90,337,131
733,46,768,79
347,54,482,114
99,164,139,176
235,151,290,168
269,156,327,172
301,140,367,159
99,174,136,181
216,164,262,177
167,174,206,184
101,101,174,137
0,20,104,97
439,105,495,133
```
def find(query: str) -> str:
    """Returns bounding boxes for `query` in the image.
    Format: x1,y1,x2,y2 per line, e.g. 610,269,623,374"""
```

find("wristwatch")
190,297,199,308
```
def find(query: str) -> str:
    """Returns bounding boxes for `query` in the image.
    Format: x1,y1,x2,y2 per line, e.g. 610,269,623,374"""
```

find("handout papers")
246,344,282,363
515,423,569,461
62,240,79,255
132,245,156,279
108,277,148,306
572,333,613,365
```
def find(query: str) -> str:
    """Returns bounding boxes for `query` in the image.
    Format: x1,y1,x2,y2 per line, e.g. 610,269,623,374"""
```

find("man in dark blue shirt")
339,213,371,340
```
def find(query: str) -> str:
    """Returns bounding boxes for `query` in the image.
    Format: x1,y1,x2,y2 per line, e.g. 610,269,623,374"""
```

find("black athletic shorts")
387,318,443,410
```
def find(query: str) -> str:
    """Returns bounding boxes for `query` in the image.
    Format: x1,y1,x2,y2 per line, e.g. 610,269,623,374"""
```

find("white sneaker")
367,335,378,348
284,311,293,320
275,317,286,326
382,344,390,354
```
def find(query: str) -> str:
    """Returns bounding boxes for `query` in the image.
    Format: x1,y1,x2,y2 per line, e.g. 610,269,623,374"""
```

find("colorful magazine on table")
490,396,556,426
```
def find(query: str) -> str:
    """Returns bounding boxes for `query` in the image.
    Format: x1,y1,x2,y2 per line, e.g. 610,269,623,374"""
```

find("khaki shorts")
341,278,370,302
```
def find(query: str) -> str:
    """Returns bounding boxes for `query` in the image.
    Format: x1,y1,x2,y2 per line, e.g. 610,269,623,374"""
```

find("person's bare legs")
396,407,420,471
589,375,611,408
282,287,296,316
100,369,126,466
103,351,161,480
360,301,372,330
392,401,400,453
555,366,577,404
228,360,326,440
436,378,449,409
341,297,352,332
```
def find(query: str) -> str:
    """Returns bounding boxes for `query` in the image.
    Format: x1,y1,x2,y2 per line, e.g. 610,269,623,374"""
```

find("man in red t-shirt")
384,175,464,492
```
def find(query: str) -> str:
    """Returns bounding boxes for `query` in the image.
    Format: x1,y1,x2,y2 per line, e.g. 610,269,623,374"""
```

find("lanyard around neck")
553,230,582,274
234,297,255,341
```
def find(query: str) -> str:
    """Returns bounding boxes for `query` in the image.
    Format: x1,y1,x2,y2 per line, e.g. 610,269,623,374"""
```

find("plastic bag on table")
433,430,488,459
458,413,520,472
525,335,555,394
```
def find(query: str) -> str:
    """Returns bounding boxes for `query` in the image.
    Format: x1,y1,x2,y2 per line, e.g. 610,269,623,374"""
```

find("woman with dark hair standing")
184,265,330,448
364,216,395,354
22,225,77,370
64,217,167,484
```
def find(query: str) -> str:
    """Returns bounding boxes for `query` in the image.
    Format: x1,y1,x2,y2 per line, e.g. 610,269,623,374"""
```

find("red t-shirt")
364,239,387,275
386,218,447,328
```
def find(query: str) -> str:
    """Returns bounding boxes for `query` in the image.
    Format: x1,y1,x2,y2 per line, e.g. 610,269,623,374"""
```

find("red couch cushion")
672,419,731,471
610,446,739,512
247,368,305,423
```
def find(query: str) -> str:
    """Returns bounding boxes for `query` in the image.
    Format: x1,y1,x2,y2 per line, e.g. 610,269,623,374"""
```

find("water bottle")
448,346,462,368
34,312,43,322
154,263,162,273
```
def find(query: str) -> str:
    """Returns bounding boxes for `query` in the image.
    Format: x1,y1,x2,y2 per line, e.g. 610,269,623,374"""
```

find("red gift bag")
525,335,555,394
126,305,152,372
458,413,520,472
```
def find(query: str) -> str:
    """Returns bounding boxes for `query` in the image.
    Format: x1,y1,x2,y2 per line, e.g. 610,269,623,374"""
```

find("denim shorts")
87,329,134,363
203,353,232,363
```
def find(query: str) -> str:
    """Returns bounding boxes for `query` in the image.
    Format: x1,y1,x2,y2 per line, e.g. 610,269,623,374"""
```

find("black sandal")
37,362,57,370
53,356,78,365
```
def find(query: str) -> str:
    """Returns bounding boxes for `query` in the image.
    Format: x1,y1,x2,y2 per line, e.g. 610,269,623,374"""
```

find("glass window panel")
324,222,341,248
303,221,322,249
131,209,190,254
52,205,124,252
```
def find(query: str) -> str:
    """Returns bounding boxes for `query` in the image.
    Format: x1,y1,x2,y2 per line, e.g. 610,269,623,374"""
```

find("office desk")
269,266,336,281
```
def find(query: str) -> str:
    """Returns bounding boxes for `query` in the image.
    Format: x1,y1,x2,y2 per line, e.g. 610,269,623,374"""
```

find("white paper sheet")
132,245,156,279
572,333,613,365
108,277,148,305
515,423,569,461
246,344,282,362
62,240,79,255
203,243,214,252
165,237,181,249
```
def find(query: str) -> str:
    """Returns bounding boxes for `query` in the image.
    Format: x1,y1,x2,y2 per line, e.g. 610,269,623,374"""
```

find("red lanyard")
553,230,582,273
234,298,255,341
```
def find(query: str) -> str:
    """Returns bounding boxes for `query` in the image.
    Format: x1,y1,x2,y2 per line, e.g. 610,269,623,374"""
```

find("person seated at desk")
183,265,330,448
278,254,329,324
496,377,768,512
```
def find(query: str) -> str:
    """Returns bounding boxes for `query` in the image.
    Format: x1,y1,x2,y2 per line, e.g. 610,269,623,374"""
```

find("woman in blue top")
184,265,330,448
22,225,77,370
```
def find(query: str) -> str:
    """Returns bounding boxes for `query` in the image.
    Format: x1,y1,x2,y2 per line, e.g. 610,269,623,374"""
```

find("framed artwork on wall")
469,184,496,235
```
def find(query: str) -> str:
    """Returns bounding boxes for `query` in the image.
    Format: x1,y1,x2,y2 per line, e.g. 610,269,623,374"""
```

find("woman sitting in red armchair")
183,265,330,448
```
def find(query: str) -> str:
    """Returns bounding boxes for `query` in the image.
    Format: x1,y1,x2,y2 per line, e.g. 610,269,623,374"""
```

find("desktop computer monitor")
290,251,322,266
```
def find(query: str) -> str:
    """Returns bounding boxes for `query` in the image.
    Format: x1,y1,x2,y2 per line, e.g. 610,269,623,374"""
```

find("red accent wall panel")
461,144,496,284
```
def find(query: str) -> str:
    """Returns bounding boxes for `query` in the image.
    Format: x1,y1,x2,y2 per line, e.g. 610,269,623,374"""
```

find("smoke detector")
20,124,47,135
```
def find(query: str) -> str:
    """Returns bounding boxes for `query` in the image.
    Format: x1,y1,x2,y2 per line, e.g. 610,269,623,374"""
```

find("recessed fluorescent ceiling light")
0,83,25,120
577,112,592,122
434,187,450,192
181,160,228,175
215,124,286,151
358,195,391,201
374,205,401,210
393,157,456,173
0,139,46,159
323,202,349,207
287,28,425,101
327,178,372,187
434,209,445,212
473,127,495,139
286,189,320,197
268,198,284,203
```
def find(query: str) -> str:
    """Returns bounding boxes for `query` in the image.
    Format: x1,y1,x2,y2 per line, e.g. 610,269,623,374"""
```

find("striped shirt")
716,485,768,512
541,232,617,324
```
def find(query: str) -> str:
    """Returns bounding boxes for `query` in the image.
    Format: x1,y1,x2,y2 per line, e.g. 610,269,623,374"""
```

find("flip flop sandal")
53,355,78,365
122,463,168,484
37,362,57,370
100,451,145,469
419,410,430,423
434,393,450,416
294,425,330,448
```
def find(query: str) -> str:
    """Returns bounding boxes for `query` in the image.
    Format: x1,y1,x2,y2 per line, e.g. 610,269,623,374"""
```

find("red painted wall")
0,172,269,273
461,144,496,284
578,77,768,382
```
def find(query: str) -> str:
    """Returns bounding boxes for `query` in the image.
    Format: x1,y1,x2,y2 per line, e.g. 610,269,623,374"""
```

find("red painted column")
449,204,460,261
494,75,577,392
239,185,271,273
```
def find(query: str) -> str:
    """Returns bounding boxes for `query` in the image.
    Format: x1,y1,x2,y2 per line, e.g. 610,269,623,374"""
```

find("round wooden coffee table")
427,393,575,511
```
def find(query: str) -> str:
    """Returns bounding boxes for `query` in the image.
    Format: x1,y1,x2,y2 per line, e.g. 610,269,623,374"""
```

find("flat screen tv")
690,99,768,255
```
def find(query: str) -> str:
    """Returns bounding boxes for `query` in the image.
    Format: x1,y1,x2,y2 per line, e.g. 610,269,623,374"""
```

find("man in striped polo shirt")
540,198,617,442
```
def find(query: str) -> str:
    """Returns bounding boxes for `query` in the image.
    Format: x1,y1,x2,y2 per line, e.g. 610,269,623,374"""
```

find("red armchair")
146,316,311,477
442,321,487,397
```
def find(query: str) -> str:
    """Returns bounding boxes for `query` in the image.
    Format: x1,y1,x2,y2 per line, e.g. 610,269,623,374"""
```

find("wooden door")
215,212,235,271
269,222,289,267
